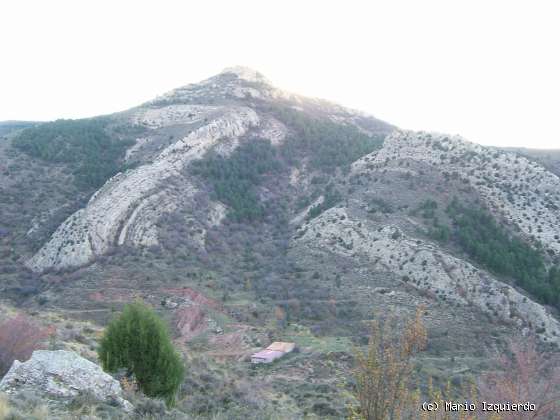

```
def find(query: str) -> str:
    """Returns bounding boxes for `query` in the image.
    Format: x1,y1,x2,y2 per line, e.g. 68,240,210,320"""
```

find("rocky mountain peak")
219,66,271,84
147,66,278,106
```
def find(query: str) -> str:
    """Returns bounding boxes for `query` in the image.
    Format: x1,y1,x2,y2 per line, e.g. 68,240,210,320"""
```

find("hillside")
1,67,560,418
0,121,39,136
503,147,560,177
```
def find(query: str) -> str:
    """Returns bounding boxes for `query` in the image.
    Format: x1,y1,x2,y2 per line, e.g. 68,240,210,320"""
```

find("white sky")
0,0,558,149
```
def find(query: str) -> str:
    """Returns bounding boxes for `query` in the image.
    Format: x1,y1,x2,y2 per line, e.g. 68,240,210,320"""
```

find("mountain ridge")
2,66,560,418
23,67,393,272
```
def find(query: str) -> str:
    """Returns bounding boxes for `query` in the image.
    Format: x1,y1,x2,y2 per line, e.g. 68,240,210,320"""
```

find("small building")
266,342,295,353
251,341,296,364
250,349,285,364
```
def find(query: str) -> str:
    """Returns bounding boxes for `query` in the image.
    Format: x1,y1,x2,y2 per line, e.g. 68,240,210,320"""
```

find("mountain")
1,67,560,418
20,66,392,272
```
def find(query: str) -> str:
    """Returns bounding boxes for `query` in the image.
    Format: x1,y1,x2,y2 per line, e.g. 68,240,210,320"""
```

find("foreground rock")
0,350,132,411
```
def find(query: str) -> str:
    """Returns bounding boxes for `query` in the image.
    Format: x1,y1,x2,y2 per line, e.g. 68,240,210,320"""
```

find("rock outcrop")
0,350,132,411
27,106,260,272
296,206,560,343
26,67,388,273
353,130,560,254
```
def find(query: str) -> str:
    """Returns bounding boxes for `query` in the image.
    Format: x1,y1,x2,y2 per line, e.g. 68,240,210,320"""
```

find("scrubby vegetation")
5,83,560,420
350,308,560,420
191,138,283,222
412,200,451,242
446,199,560,308
424,198,560,308
12,118,133,189
98,301,185,406
350,308,427,419
270,105,384,172
0,315,49,376
368,197,394,215
411,199,438,219
307,182,342,220
0,121,38,137
478,337,560,420
192,106,383,222
0,391,50,420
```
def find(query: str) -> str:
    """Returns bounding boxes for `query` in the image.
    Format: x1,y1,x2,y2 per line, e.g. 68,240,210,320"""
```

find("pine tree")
98,301,185,406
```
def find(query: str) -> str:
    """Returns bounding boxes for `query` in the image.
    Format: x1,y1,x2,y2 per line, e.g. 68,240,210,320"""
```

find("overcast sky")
1,0,558,148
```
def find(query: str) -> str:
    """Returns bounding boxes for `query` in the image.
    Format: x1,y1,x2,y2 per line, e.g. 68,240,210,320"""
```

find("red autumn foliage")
478,336,560,419
0,314,50,375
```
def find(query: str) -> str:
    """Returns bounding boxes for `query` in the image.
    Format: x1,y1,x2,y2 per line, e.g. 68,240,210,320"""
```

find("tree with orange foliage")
0,314,50,375
274,305,287,329
478,337,560,420
350,307,428,420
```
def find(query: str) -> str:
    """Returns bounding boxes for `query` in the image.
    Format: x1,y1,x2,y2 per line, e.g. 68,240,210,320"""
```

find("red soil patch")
175,306,207,342
207,325,252,356
162,287,223,311
163,287,225,343
89,291,104,302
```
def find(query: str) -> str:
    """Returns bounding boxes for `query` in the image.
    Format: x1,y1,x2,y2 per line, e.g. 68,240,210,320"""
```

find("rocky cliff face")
27,106,260,271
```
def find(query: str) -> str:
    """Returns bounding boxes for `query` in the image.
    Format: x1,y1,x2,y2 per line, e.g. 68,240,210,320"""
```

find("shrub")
98,301,185,406
0,393,9,419
368,198,394,214
0,388,49,419
478,337,560,419
350,308,427,419
0,315,49,376
132,395,167,418
306,183,342,220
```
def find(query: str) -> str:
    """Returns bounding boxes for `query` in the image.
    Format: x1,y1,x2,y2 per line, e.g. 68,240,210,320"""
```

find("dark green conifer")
98,301,185,406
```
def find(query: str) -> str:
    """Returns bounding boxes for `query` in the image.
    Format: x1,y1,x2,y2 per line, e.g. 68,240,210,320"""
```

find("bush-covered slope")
0,121,39,137
270,105,385,172
12,118,133,189
191,139,283,222
441,199,560,308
